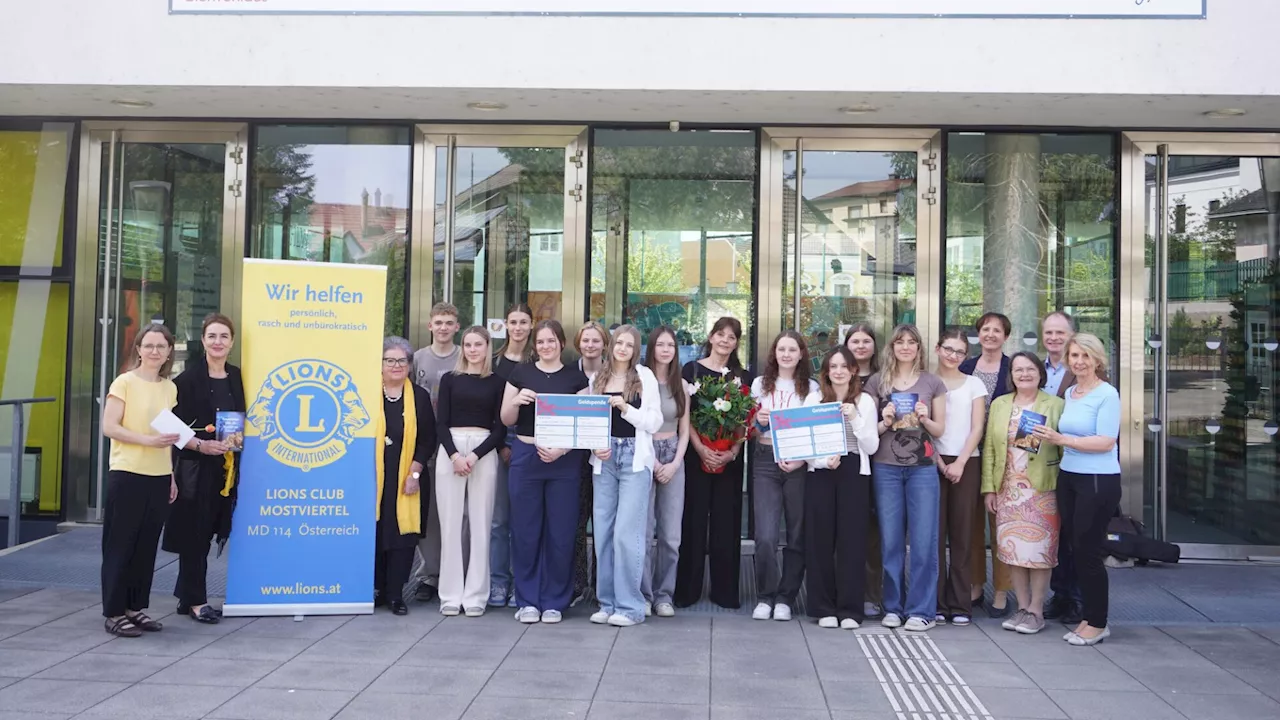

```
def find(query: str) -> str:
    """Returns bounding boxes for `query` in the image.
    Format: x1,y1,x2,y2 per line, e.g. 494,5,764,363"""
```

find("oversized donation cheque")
534,394,612,450
768,402,848,463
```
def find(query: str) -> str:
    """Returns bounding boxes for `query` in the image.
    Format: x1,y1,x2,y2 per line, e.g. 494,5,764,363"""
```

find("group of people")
98,302,1121,648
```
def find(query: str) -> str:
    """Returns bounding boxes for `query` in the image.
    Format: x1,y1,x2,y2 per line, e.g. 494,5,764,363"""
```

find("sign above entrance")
170,0,1207,19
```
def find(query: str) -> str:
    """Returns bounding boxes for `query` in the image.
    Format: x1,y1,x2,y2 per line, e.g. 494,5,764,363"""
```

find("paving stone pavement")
2,582,1280,720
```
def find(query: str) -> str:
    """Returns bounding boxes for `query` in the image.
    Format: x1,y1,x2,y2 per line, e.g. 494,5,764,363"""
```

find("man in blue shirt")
1040,311,1082,624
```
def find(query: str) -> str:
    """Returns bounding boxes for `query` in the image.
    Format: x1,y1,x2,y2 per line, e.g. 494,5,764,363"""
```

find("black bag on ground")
1101,515,1181,565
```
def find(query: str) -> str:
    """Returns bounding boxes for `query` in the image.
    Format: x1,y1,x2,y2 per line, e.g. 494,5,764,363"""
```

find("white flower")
718,367,729,376
713,398,731,412
383,437,393,446
731,375,741,386
686,381,701,397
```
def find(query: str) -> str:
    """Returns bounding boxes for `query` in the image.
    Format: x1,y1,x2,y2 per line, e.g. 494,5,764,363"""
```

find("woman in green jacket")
982,351,1065,635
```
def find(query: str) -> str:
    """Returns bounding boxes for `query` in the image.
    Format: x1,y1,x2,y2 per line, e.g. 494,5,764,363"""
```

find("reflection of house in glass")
263,189,407,263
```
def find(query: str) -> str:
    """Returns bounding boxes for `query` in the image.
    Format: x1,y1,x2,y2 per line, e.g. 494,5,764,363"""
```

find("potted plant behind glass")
687,368,758,474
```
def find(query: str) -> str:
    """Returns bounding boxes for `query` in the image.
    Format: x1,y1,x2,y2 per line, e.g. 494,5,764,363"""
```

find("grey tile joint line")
856,632,994,720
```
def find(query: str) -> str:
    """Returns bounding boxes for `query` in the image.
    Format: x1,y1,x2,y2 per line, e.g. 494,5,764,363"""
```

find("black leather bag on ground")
1102,515,1181,565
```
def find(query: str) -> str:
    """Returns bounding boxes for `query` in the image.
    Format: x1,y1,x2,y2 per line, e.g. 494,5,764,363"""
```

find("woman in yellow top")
100,323,181,637
981,351,1065,636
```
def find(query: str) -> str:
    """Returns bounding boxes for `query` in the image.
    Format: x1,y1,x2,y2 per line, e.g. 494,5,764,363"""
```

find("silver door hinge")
922,187,938,205
568,184,583,202
570,151,584,169
230,146,244,164
229,179,243,198
922,152,938,171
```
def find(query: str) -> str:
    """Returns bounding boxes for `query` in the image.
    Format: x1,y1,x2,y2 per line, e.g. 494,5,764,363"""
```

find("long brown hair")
454,326,493,378
497,303,534,362
761,330,812,401
131,323,177,378
844,322,879,375
700,316,744,374
817,347,863,403
878,324,927,400
594,324,643,401
645,325,686,418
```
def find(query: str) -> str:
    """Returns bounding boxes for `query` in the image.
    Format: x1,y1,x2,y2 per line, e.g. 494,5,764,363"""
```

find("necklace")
383,385,403,403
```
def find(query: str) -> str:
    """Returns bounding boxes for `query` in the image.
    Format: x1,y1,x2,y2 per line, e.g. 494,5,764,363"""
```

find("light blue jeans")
594,438,653,623
873,462,941,621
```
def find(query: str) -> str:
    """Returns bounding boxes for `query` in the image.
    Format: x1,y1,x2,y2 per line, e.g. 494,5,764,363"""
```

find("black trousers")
101,471,171,618
175,548,209,607
572,461,595,600
804,461,868,622
375,537,416,602
1056,470,1121,628
674,453,743,609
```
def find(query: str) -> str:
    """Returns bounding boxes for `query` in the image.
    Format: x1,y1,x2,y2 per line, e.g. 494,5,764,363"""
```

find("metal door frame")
758,127,942,372
68,122,247,521
1121,131,1280,560
410,125,589,347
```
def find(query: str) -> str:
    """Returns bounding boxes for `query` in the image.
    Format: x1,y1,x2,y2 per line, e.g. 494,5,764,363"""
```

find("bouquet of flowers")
687,368,758,474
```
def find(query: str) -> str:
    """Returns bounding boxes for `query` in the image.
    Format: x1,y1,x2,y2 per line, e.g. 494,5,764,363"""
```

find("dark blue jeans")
509,440,583,612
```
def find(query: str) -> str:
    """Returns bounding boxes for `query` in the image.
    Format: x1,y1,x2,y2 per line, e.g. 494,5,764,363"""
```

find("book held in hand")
1014,410,1047,454
217,411,246,452
890,392,920,430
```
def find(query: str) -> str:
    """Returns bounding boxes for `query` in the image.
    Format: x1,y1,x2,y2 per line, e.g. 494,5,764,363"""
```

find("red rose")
741,385,750,396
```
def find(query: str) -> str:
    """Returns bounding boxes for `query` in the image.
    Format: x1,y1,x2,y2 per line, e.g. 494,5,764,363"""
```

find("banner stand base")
222,602,374,618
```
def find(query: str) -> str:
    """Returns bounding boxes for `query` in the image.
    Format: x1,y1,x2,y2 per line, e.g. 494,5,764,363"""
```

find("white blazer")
590,364,663,475
804,391,880,476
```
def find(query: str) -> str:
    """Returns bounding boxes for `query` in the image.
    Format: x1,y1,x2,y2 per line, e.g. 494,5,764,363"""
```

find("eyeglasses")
1012,368,1040,376
140,344,169,353
382,357,410,367
937,347,966,358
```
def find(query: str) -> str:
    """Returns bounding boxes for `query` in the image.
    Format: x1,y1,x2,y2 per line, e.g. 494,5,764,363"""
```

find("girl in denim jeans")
642,326,690,618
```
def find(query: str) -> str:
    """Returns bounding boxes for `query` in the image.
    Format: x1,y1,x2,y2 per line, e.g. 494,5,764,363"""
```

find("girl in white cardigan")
804,347,881,629
590,325,663,626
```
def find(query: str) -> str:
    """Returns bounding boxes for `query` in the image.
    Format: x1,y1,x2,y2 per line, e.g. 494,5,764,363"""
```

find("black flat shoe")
984,600,1011,619
373,593,387,608
126,612,163,632
389,599,409,616
177,603,222,618
189,606,220,624
413,582,438,603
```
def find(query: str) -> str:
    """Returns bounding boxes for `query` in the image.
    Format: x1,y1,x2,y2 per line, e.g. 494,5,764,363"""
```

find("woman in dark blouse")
673,315,751,610
164,313,245,624
377,336,437,615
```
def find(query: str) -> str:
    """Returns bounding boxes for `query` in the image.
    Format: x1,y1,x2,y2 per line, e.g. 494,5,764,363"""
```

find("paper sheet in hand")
150,408,196,450
768,403,847,462
534,394,611,450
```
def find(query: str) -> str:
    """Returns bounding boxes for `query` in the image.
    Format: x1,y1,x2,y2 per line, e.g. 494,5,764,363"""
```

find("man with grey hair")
1040,310,1082,625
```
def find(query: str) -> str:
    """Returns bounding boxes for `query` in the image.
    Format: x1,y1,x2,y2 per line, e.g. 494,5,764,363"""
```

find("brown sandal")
105,617,142,637
127,612,163,632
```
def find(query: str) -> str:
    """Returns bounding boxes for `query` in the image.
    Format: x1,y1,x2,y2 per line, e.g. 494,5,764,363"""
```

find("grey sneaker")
1002,609,1028,631
488,585,509,608
1015,613,1046,635
655,603,676,617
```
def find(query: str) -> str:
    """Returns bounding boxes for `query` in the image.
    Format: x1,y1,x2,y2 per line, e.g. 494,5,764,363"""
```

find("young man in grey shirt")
410,302,460,603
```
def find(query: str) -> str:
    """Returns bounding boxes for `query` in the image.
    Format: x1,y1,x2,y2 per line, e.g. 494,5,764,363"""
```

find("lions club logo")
247,359,371,472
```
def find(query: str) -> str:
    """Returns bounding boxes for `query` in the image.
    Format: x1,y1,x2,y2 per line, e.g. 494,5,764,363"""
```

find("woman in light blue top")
1031,333,1120,647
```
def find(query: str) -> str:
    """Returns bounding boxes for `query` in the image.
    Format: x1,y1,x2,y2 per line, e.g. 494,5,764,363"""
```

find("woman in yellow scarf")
376,336,437,615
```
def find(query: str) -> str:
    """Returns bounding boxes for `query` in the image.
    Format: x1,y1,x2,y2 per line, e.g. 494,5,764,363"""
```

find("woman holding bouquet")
674,316,753,609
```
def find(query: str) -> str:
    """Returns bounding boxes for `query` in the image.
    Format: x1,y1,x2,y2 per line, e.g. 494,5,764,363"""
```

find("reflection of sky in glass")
801,151,898,197
304,145,410,206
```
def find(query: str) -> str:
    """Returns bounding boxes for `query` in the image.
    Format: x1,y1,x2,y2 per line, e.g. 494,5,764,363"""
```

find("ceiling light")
839,105,878,115
111,98,153,109
1203,108,1246,119
467,101,507,112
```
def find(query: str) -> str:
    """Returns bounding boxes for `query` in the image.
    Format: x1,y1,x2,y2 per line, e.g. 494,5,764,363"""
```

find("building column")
983,134,1045,344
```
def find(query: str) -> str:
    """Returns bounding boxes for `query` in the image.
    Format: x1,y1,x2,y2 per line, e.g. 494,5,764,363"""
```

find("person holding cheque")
501,320,591,624
588,325,663,627
981,351,1064,636
800,347,880,629
100,323,180,637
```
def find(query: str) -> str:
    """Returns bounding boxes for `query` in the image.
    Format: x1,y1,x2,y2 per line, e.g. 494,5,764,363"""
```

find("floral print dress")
994,405,1060,569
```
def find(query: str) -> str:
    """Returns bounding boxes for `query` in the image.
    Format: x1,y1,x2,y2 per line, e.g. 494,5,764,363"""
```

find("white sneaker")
608,615,638,627
655,603,676,617
645,602,652,617
818,616,839,628
540,609,562,624
464,607,485,618
864,602,883,618
840,618,860,630
752,602,773,620
440,605,461,616
904,616,936,632
773,603,793,621
881,613,903,628
516,606,540,624
590,611,611,624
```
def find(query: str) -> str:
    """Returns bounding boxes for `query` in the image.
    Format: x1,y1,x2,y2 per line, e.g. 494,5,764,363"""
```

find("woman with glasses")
932,329,989,627
982,351,1064,635
846,323,884,619
866,324,947,632
99,323,180,637
375,337,436,615
164,313,244,624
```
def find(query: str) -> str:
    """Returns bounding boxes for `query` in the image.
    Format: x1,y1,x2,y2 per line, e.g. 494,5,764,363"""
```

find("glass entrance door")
1129,134,1280,556
68,124,246,521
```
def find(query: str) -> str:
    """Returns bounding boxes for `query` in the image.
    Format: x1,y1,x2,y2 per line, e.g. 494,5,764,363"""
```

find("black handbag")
1102,515,1181,565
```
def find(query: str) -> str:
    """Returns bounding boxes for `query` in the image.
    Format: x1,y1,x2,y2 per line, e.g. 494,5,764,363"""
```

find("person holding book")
99,323,180,637
803,347,880,629
865,324,947,632
932,329,989,627
377,336,437,615
164,313,245,624
749,330,817,622
981,351,1064,635
1028,334,1121,646
845,323,885,619
641,325,690,618
435,326,507,617
489,303,534,608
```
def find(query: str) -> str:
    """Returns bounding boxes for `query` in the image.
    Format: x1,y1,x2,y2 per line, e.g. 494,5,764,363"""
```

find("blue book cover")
1014,410,1046,454
217,411,246,452
890,392,920,430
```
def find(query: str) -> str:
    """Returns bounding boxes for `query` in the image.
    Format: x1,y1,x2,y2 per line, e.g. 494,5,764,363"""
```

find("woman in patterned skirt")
981,351,1064,635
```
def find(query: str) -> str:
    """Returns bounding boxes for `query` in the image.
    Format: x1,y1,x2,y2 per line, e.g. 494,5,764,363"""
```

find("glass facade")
0,123,74,517
251,126,410,337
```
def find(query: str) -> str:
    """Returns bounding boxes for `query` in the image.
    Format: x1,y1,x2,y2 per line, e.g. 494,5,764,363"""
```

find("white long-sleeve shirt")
590,364,664,475
804,391,881,476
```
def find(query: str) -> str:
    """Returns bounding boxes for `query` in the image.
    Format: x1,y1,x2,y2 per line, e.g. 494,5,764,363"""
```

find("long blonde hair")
453,326,493,377
878,324,927,400
593,324,643,402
